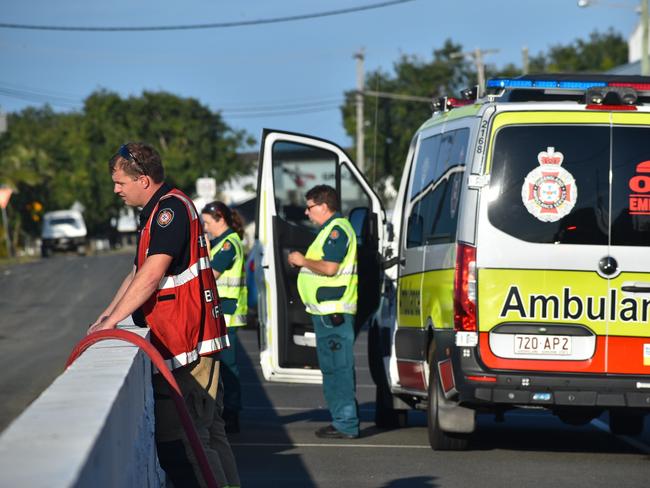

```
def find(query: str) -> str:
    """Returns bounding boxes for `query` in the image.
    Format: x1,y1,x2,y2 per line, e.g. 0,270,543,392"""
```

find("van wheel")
368,324,407,428
427,360,469,451
76,244,87,256
609,410,645,436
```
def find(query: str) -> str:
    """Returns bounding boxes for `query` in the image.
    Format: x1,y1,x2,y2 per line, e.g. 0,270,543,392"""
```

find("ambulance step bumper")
473,388,650,408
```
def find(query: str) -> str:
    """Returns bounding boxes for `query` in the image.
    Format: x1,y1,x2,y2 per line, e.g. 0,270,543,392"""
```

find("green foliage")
529,29,627,73
342,30,628,199
0,91,253,238
342,40,473,189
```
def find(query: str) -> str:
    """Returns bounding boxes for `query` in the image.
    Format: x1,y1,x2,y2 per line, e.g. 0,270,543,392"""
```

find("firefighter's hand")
87,316,116,335
288,251,305,268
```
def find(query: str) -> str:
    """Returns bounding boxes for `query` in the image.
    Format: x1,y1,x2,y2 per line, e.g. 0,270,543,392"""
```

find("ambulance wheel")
427,361,469,451
609,410,645,436
368,324,407,429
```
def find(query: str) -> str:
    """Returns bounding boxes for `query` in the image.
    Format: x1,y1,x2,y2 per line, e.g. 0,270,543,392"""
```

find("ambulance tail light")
454,243,477,332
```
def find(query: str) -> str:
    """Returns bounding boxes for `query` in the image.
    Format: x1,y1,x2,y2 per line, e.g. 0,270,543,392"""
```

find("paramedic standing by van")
287,184,360,439
201,201,248,434
87,142,239,487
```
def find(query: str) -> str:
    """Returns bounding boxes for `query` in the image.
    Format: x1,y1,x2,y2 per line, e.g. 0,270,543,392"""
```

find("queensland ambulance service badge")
521,147,577,222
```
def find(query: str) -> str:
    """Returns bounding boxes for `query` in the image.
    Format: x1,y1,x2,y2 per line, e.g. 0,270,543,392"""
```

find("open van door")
254,129,386,383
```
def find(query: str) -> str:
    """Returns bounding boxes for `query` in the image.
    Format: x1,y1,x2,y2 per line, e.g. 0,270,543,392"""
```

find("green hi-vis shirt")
209,229,248,327
297,214,357,316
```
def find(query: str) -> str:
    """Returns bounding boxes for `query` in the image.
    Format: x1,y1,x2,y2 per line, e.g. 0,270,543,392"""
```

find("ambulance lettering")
499,286,650,323
628,160,650,215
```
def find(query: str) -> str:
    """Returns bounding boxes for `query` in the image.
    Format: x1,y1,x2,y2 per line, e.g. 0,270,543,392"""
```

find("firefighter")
88,142,239,487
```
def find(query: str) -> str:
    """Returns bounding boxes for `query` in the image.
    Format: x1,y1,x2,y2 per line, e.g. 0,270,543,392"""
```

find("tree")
342,40,472,193
341,30,628,200
0,91,254,241
529,29,627,74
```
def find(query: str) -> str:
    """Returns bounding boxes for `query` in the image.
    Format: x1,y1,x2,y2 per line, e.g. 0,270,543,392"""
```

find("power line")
0,0,417,32
220,98,343,114
0,85,81,109
223,104,342,119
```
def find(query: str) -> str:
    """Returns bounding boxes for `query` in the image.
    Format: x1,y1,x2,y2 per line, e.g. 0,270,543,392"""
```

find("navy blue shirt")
209,228,237,273
320,213,349,264
133,183,190,326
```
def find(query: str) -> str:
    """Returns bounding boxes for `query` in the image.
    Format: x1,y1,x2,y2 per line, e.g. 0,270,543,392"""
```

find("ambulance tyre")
609,410,645,436
368,324,407,429
427,360,469,451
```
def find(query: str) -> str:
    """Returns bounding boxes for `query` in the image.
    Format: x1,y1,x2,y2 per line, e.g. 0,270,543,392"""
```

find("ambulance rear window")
487,124,650,246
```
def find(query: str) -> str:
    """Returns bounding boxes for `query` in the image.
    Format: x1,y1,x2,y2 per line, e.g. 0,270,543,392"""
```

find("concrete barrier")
0,326,165,487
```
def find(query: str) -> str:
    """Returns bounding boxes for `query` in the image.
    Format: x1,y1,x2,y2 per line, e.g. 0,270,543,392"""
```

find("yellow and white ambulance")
254,74,650,450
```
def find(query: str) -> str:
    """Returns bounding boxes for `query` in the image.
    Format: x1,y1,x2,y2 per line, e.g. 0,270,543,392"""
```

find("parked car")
41,210,88,257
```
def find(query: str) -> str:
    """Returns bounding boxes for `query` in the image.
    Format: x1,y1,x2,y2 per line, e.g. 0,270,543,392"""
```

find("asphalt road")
1,253,649,487
0,251,132,433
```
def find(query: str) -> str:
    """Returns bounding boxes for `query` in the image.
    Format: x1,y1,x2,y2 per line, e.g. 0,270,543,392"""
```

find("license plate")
514,334,572,355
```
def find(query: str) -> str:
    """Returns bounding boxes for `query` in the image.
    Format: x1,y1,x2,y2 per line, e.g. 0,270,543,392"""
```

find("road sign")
196,177,216,200
0,188,12,209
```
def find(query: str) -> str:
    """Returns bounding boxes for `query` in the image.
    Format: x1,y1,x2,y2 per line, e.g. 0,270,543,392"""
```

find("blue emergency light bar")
487,78,607,90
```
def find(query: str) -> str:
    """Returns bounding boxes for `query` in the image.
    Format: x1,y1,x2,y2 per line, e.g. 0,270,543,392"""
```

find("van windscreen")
487,124,650,246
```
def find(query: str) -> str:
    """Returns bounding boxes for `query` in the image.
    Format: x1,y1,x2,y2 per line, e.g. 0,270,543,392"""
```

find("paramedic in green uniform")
202,201,248,434
288,185,360,439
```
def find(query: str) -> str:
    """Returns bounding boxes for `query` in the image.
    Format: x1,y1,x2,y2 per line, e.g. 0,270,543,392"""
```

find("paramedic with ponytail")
202,201,248,434
287,184,360,439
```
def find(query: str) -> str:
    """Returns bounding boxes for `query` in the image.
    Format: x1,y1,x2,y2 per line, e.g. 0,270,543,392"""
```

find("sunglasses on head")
117,144,147,176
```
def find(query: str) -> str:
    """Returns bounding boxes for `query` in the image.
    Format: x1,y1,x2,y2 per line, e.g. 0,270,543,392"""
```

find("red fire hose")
66,329,218,488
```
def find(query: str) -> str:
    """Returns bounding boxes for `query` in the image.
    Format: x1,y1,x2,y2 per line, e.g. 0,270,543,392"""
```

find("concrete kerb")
0,325,165,487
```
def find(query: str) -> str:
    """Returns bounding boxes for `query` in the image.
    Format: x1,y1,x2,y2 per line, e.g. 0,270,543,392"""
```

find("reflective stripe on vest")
297,217,358,316
158,256,212,290
210,232,248,327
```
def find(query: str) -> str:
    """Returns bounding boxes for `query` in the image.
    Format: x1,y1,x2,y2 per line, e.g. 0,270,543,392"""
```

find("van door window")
272,141,337,229
340,163,371,217
611,126,650,246
406,129,468,247
488,125,610,244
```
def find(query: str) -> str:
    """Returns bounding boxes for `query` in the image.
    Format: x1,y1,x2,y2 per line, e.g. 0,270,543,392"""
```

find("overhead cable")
0,0,416,32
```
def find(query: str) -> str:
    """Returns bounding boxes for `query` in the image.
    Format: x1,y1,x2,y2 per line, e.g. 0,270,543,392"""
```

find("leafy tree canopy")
0,90,254,240
342,29,628,200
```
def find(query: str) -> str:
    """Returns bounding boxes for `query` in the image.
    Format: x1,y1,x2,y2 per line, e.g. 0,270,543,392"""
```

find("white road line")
242,406,376,412
590,419,650,454
241,382,375,388
230,442,429,449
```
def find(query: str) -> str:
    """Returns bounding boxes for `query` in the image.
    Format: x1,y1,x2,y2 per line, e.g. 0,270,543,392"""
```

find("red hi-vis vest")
136,188,229,370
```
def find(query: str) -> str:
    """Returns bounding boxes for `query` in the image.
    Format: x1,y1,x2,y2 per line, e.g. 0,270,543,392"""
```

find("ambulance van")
253,74,650,450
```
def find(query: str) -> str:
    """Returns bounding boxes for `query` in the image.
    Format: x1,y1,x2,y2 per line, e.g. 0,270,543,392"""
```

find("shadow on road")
228,327,318,487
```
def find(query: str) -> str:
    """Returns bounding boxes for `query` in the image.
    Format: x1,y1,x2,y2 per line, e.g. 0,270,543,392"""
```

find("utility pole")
642,0,649,75
522,46,530,75
451,48,499,96
354,49,365,172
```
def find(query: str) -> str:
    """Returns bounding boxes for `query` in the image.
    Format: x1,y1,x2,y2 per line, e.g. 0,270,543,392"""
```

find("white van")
253,74,650,450
41,209,88,257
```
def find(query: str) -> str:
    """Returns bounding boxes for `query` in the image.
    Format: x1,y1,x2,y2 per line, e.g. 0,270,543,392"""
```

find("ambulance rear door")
608,111,650,375
476,111,614,375
255,129,385,383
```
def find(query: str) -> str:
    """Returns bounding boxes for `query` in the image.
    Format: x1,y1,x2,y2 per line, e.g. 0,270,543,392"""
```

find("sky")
0,0,641,149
